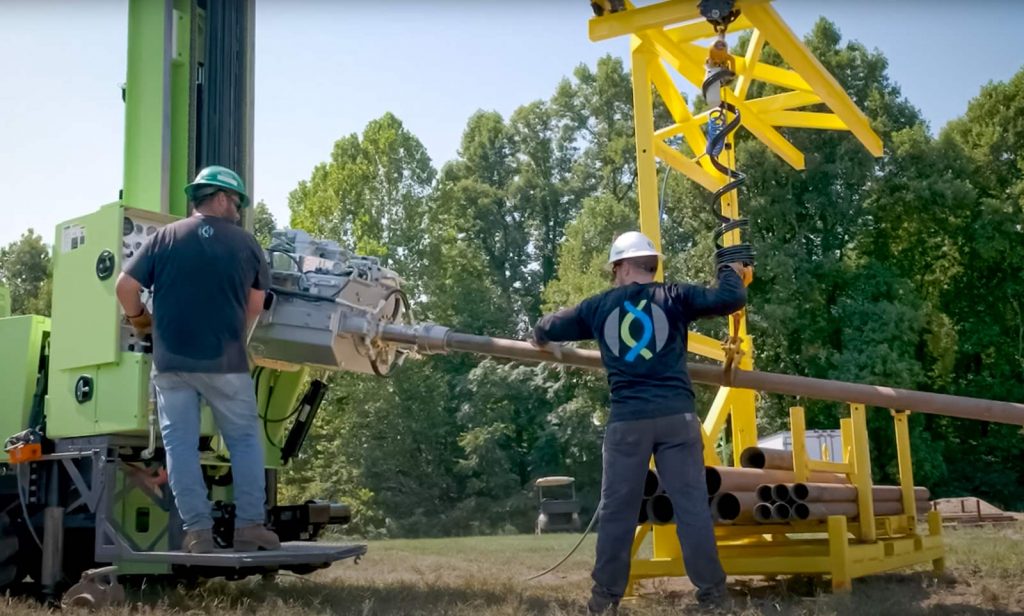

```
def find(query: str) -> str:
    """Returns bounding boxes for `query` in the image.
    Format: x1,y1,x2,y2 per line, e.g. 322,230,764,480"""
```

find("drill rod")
361,321,1024,426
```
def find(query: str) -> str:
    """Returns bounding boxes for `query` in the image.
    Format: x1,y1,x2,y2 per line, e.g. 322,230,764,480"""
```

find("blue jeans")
152,372,267,531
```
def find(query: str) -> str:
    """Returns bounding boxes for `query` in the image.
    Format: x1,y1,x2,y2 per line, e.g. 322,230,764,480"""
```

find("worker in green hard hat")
183,164,251,221
116,164,280,554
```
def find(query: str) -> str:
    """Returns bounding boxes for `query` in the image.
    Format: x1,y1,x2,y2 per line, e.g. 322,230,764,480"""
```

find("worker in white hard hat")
532,231,750,614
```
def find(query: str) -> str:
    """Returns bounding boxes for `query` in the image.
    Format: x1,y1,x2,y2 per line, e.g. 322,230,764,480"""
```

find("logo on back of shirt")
602,300,669,362
199,223,215,239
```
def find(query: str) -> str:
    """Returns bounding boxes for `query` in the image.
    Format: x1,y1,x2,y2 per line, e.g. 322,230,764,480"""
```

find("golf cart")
534,476,582,534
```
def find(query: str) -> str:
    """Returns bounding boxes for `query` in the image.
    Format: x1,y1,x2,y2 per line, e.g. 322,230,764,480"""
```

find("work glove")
726,262,754,287
530,336,565,360
126,307,153,336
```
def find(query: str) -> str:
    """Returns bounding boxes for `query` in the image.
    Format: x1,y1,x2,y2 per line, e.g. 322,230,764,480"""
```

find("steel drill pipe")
711,492,760,524
705,466,847,496
771,483,792,502
771,502,792,521
873,486,931,502
790,482,856,502
792,499,930,521
368,322,1024,426
644,469,661,498
648,493,675,524
756,484,774,503
651,489,675,521
753,502,774,523
740,447,793,470
790,482,930,503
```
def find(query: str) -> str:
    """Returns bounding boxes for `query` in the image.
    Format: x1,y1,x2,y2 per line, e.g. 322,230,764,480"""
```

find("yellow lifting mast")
588,0,944,594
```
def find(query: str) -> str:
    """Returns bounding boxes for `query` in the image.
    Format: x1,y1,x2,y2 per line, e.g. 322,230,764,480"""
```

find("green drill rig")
0,0,395,604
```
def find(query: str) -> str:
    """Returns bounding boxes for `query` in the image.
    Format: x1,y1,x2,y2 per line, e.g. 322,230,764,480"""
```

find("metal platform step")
114,541,367,568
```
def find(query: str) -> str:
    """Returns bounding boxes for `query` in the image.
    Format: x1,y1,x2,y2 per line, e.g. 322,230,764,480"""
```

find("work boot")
695,583,730,612
182,529,216,554
233,524,281,552
586,595,618,615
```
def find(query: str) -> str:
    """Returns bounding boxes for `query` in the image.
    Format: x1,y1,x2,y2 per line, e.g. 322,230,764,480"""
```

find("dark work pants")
591,413,726,605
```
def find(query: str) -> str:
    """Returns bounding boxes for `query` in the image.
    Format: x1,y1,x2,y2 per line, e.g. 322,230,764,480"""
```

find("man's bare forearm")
115,273,145,316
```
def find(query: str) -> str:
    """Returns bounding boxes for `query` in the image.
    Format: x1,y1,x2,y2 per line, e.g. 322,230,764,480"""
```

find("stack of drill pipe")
639,469,678,525
634,466,764,526
701,465,844,525
705,465,848,496
750,482,796,522
787,482,931,521
706,466,933,523
752,481,931,522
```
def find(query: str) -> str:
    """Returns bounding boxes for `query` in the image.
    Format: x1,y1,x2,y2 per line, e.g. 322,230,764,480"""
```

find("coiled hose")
702,68,755,268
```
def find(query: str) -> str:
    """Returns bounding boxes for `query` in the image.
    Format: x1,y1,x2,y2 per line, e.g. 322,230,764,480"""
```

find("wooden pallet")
931,497,1021,527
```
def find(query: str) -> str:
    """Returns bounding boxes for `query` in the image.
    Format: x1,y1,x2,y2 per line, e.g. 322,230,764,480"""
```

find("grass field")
4,523,1023,615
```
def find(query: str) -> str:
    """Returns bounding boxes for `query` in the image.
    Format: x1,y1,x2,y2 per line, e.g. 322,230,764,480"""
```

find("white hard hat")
606,231,662,270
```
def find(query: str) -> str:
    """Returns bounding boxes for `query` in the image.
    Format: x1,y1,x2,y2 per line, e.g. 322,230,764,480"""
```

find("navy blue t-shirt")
533,267,746,423
125,215,270,374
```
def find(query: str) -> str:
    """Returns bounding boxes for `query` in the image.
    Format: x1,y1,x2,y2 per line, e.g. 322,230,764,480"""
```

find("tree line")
3,19,1022,535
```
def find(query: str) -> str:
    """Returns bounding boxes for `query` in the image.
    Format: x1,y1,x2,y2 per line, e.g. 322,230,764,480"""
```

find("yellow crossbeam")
668,39,816,93
639,32,805,168
590,0,706,42
762,111,846,130
750,61,814,92
654,141,722,193
647,56,709,156
742,3,883,156
733,28,765,100
648,58,692,123
643,30,706,84
729,97,806,169
664,15,754,44
689,331,727,362
653,123,688,141
747,90,822,113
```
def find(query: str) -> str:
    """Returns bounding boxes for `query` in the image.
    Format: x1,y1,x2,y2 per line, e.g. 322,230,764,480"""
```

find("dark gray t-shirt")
533,267,746,423
125,215,270,374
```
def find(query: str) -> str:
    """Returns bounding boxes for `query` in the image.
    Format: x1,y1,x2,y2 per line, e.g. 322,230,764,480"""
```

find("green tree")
435,111,530,332
282,114,455,535
457,362,565,488
251,200,277,246
509,100,586,312
542,194,636,311
288,112,436,282
550,56,638,202
0,230,52,317
942,67,1024,403
928,68,1024,508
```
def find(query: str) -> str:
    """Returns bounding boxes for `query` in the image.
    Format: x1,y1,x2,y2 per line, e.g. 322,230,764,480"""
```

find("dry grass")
2,523,1023,615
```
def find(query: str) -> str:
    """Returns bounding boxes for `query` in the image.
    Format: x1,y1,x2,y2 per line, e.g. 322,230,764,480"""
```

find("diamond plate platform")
114,541,366,568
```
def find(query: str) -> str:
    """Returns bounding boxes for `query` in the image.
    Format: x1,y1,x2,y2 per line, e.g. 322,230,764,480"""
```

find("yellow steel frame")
589,0,942,593
627,406,945,592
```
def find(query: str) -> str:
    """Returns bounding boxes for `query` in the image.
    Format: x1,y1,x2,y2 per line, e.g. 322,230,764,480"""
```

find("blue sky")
1,1,1023,248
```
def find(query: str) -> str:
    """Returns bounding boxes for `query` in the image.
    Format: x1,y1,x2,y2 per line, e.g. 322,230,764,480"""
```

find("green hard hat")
184,165,250,208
